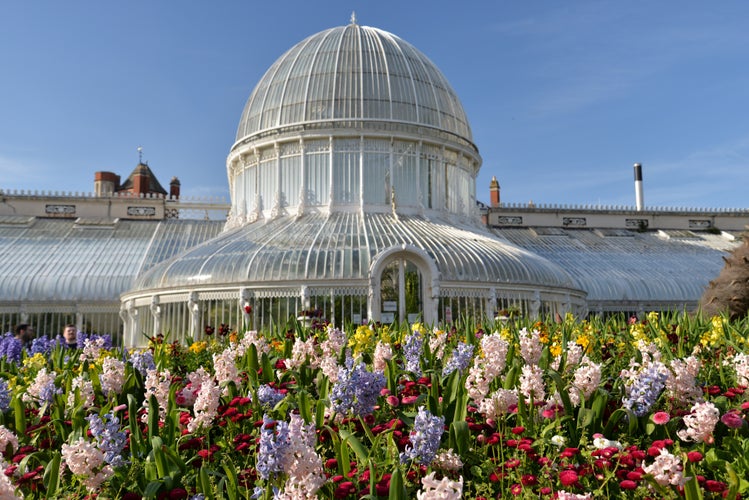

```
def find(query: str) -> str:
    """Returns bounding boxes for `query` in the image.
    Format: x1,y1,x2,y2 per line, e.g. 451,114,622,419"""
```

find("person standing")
62,324,78,349
14,324,33,348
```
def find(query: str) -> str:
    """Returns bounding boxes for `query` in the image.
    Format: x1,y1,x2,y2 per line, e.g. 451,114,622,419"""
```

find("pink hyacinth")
677,401,719,443
187,367,221,433
100,357,125,396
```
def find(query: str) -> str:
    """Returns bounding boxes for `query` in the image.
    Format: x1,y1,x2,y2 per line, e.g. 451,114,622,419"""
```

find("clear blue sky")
2,1,748,209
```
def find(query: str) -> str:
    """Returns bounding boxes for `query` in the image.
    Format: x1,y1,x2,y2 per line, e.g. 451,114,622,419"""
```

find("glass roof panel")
235,24,473,145
495,227,731,305
0,219,223,303
133,213,577,292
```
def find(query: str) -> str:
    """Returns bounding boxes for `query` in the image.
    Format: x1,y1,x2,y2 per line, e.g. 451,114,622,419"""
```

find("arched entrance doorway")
368,245,440,325
380,258,422,323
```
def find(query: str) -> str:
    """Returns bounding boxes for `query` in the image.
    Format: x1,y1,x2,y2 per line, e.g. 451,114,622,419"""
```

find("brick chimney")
489,176,500,207
132,164,149,195
94,171,120,196
169,177,181,199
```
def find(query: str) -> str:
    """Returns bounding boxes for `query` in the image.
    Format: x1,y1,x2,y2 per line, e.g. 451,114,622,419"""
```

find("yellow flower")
189,341,207,354
576,334,591,352
22,353,47,372
378,325,394,345
629,323,647,344
700,316,725,347
499,328,512,342
549,344,562,357
271,339,285,353
349,325,375,354
539,330,550,345
411,323,427,336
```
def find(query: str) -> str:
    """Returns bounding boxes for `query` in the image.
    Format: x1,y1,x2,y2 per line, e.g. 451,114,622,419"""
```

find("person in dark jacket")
62,324,78,349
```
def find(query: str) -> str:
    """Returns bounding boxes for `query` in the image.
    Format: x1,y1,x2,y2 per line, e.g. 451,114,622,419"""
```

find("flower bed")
0,313,748,499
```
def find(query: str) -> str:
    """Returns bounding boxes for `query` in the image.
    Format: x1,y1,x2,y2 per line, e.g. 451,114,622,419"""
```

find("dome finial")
350,11,357,25
137,146,143,164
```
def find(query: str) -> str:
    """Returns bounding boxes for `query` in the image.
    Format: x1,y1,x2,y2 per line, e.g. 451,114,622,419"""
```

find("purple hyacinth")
256,414,289,480
86,413,128,467
0,334,22,364
400,406,445,465
442,341,475,377
330,356,385,417
30,335,57,356
403,332,424,376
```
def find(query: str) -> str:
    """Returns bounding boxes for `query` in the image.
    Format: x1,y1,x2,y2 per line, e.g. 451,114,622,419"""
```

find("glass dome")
226,20,482,225
235,20,473,147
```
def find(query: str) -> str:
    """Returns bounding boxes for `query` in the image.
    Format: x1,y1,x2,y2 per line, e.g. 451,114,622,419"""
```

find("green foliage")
2,312,749,498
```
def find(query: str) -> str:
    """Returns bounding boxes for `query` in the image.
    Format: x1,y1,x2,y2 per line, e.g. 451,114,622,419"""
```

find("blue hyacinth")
400,406,445,465
87,413,128,467
0,334,22,364
256,414,289,480
403,332,424,376
622,362,668,417
30,335,57,356
0,378,11,412
38,378,61,405
77,333,113,349
128,350,156,377
330,356,385,417
442,341,475,377
256,384,285,408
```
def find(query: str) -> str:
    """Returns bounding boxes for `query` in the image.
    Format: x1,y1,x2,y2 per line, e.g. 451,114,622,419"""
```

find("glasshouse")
1,19,747,348
119,18,588,346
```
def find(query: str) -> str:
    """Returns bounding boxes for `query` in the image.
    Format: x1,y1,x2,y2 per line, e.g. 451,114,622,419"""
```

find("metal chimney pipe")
633,163,644,211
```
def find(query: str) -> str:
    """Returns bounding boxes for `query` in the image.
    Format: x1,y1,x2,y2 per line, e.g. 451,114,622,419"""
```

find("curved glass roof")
235,21,473,146
134,213,577,291
0,218,224,303
494,227,734,307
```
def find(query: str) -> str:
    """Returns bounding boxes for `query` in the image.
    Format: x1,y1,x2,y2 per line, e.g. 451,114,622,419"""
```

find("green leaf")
724,461,740,500
645,421,656,436
151,437,168,478
315,399,327,429
388,466,407,500
222,459,239,500
683,463,703,500
144,480,163,499
547,370,578,444
148,395,160,441
261,353,274,384
247,344,259,385
161,440,187,473
338,433,350,476
11,396,25,435
200,466,215,500
43,451,61,496
298,390,312,424
340,428,370,464
449,420,469,456
128,393,144,457
603,408,635,438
